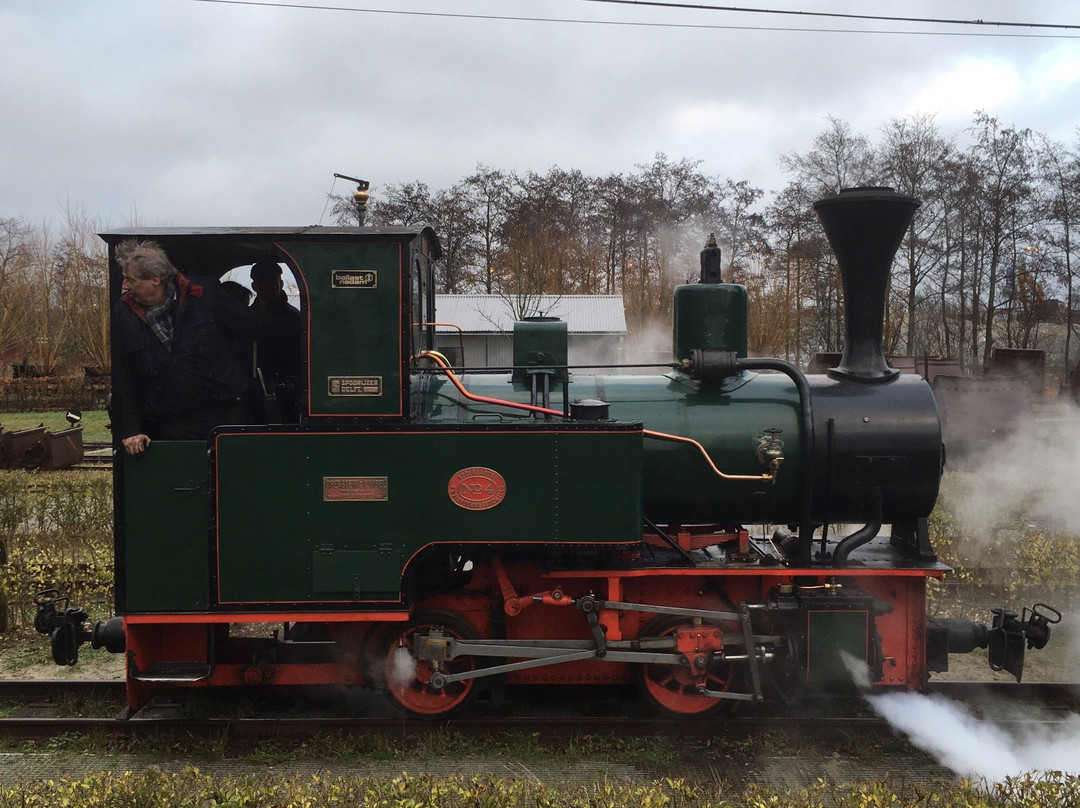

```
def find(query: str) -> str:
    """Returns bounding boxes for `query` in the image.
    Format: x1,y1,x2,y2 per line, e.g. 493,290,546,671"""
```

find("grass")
0,726,890,769
0,630,56,672
0,410,111,442
0,757,1075,807
0,727,671,766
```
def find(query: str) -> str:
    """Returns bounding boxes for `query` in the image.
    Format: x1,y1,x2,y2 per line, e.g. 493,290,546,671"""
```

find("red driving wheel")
632,615,739,717
382,610,481,718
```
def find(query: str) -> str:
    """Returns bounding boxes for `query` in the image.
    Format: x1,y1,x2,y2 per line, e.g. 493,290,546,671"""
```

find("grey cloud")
3,1,1078,225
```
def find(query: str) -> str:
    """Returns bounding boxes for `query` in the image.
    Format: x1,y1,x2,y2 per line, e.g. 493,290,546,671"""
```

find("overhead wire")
576,0,1080,32
317,175,340,227
182,0,1080,39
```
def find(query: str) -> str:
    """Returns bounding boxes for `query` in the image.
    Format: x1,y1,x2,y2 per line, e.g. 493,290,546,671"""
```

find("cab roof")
99,226,442,279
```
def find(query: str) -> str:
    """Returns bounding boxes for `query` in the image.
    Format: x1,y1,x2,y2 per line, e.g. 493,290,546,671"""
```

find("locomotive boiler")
35,187,1058,717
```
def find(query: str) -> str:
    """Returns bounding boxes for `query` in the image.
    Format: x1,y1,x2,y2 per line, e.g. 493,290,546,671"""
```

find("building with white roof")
433,294,626,370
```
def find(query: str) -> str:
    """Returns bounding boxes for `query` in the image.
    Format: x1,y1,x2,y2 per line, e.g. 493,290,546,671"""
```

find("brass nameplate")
332,270,377,289
328,376,382,396
448,467,507,511
324,476,388,502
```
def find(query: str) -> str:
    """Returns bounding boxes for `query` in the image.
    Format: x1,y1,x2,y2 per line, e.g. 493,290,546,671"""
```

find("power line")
577,0,1080,32
182,0,1080,38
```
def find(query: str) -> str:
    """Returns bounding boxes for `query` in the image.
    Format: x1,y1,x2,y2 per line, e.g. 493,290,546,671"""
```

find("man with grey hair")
112,239,250,456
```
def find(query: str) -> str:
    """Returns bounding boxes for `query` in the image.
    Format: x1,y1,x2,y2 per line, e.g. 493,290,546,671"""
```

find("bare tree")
779,116,876,199
759,183,831,364
20,220,69,375
52,204,110,372
719,179,767,285
367,180,433,227
629,153,724,327
493,167,604,302
0,218,33,359
429,184,479,294
966,112,1036,370
777,118,877,362
876,113,955,354
464,165,512,294
1036,133,1080,382
594,172,639,296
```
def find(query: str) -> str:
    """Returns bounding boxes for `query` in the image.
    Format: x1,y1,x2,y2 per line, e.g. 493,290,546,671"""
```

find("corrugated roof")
434,295,626,334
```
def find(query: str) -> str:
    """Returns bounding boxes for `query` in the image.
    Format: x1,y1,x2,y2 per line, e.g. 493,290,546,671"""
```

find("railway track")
0,679,1076,741
71,441,112,470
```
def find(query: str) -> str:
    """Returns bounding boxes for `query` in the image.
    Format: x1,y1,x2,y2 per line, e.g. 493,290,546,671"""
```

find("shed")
434,294,626,369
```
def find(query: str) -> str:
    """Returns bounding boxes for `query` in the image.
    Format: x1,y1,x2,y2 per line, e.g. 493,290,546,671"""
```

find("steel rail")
0,679,1076,737
0,711,1076,743
1,679,1076,705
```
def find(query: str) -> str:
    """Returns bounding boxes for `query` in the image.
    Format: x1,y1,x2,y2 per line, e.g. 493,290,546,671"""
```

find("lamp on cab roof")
334,173,369,226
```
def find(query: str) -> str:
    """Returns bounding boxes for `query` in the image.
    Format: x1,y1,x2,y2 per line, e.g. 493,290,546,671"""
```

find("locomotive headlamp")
333,173,369,225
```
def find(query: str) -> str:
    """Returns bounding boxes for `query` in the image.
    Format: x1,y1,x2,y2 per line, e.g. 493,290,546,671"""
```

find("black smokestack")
813,187,920,384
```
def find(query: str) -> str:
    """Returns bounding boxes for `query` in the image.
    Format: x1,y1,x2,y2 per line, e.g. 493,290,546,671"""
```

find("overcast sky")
3,1,1079,229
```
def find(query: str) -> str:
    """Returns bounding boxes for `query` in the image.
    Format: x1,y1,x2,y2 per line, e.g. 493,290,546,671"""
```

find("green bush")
0,377,109,414
0,769,1075,808
0,470,113,630
928,484,1080,619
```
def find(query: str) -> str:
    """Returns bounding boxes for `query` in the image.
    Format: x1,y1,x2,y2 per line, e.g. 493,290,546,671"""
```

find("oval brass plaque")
448,467,507,511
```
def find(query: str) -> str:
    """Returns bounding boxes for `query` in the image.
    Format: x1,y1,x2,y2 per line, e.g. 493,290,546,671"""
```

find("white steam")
936,401,1080,682
941,405,1080,540
841,651,1080,783
839,649,872,690
388,645,418,690
619,322,673,373
868,691,1080,783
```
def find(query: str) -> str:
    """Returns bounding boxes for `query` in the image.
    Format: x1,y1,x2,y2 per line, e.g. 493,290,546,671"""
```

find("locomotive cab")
98,227,445,612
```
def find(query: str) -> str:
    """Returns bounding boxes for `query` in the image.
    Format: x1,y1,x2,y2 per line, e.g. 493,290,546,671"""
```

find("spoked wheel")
632,614,742,718
381,610,482,719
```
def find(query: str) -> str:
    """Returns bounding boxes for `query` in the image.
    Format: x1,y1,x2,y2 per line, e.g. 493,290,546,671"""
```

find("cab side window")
220,261,303,424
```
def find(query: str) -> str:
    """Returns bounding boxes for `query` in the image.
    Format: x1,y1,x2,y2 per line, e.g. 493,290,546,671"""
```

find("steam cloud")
388,645,418,689
941,405,1080,540
867,691,1080,783
842,651,1080,783
619,323,674,371
937,401,1080,681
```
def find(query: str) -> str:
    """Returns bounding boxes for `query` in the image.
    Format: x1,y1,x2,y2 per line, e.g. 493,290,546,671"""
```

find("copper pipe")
417,351,776,484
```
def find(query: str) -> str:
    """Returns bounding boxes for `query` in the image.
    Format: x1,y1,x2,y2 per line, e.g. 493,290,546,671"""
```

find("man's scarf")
144,284,177,346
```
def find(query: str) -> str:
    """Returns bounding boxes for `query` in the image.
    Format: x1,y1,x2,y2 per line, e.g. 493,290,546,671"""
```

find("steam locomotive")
35,187,1059,717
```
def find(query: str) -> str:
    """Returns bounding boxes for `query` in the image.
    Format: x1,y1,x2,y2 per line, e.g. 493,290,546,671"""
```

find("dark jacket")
113,274,252,441
254,291,302,387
